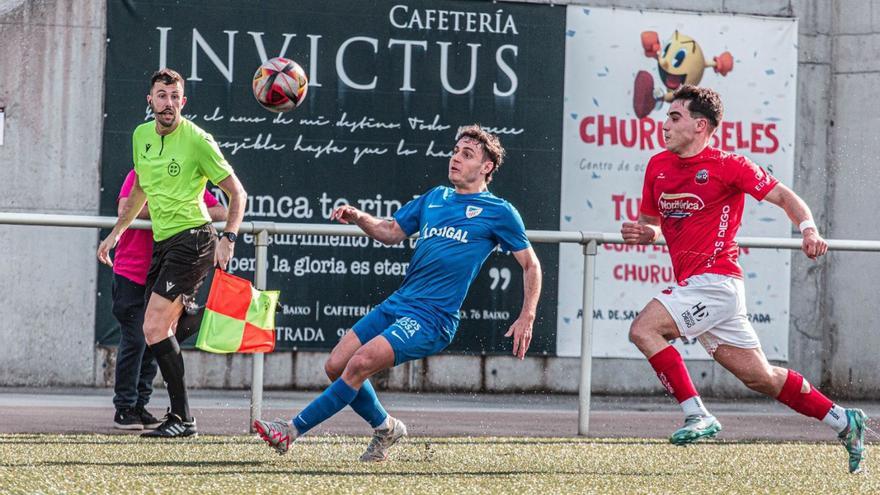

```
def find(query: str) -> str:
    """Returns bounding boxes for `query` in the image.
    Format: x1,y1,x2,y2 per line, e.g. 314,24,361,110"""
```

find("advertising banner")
558,7,798,359
96,0,565,355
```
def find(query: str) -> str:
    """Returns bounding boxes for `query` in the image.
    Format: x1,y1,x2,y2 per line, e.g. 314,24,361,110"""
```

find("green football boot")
838,408,867,474
670,415,722,445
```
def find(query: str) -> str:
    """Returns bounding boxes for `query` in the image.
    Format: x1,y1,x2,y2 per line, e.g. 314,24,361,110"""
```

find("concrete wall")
0,0,105,385
824,0,880,397
2,0,876,398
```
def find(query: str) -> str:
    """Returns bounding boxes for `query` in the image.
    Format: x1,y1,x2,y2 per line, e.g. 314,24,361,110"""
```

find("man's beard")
151,104,177,127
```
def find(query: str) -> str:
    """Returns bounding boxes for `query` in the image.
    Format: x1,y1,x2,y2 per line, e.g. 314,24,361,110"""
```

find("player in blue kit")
254,125,543,461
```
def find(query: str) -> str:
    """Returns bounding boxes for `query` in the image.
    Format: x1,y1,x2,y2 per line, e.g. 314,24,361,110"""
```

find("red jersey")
640,147,778,284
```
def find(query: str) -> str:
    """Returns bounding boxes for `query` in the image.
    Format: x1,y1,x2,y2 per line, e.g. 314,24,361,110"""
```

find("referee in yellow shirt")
98,68,247,438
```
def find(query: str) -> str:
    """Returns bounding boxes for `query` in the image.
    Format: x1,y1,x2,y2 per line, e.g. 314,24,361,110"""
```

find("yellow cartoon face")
657,31,706,90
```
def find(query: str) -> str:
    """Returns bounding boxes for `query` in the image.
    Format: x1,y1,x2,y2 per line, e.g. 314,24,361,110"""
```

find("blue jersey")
388,186,530,325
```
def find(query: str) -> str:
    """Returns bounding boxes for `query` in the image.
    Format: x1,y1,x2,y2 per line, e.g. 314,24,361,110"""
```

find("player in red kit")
621,85,866,473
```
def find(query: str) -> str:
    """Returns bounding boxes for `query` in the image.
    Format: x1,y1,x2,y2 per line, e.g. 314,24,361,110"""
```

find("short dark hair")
455,124,506,183
150,68,184,91
672,85,723,128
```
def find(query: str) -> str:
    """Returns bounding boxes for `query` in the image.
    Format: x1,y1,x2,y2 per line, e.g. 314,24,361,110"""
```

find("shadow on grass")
0,439,244,445
147,469,688,478
0,434,831,448
1,460,270,468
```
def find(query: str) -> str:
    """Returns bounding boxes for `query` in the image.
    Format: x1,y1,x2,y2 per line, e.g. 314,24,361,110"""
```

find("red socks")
648,346,699,403
649,349,834,422
776,369,833,420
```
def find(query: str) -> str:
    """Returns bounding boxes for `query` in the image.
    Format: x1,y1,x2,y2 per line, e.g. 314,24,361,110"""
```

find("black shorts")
145,223,216,303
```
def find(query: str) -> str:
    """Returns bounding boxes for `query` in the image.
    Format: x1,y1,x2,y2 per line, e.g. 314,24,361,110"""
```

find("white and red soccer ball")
252,57,308,113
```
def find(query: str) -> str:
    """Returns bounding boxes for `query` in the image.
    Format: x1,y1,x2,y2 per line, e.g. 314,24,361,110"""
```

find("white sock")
822,404,848,433
680,396,710,417
376,416,391,431
287,420,301,439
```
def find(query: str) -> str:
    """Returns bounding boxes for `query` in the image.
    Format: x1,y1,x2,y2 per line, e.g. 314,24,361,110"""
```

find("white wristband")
798,219,817,233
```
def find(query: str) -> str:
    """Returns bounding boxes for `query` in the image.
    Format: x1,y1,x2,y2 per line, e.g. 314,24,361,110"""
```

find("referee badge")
466,206,483,218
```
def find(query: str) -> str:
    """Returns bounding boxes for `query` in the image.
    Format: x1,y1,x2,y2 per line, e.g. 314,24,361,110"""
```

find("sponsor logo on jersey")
695,169,709,184
428,203,444,208
166,281,175,292
657,192,705,218
420,224,470,243
145,143,152,153
465,205,483,218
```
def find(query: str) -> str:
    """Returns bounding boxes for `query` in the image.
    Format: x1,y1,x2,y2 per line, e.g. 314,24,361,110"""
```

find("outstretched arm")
763,183,828,260
97,177,147,266
504,246,542,360
621,213,662,244
330,204,408,245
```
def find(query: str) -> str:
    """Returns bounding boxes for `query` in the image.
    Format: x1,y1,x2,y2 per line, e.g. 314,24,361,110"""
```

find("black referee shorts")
144,223,216,304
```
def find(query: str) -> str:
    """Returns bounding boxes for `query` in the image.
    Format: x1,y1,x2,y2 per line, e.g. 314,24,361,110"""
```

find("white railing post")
578,239,598,436
250,227,269,432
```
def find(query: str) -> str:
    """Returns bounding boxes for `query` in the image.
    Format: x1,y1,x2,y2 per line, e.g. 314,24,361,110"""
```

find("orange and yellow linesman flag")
196,269,280,354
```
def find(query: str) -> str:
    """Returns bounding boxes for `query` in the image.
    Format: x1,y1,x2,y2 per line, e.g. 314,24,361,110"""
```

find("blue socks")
349,379,389,428
292,378,358,435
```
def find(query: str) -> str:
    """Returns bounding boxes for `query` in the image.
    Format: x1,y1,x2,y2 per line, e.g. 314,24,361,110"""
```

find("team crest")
465,206,483,218
695,169,709,184
167,159,181,177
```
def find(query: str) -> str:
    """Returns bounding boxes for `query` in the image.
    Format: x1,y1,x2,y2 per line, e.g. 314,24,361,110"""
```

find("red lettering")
598,115,618,146
612,194,625,221
619,118,637,147
626,197,640,221
750,123,765,153
611,194,641,221
720,121,735,152
612,263,675,284
639,118,656,150
735,121,750,149
603,244,648,253
580,115,779,154
579,116,595,144
764,123,779,153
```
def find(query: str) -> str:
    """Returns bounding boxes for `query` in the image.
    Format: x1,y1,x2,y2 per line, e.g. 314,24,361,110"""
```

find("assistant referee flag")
196,269,279,353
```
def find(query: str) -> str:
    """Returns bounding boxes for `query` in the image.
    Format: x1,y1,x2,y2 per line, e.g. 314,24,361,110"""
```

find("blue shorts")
352,300,455,366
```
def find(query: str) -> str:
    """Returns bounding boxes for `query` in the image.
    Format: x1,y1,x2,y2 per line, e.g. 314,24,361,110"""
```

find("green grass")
0,434,875,494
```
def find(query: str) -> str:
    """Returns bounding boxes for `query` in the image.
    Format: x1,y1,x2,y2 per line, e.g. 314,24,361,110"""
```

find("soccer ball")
252,57,308,113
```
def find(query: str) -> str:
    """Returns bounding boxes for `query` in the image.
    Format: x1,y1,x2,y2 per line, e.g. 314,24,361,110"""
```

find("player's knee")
628,320,649,346
324,358,342,381
142,319,165,339
344,353,374,380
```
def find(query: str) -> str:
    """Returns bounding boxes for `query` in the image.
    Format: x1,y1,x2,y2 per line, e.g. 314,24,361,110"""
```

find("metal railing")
3,211,880,435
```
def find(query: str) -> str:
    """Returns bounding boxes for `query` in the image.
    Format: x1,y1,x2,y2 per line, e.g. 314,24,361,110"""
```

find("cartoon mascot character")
633,30,734,118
